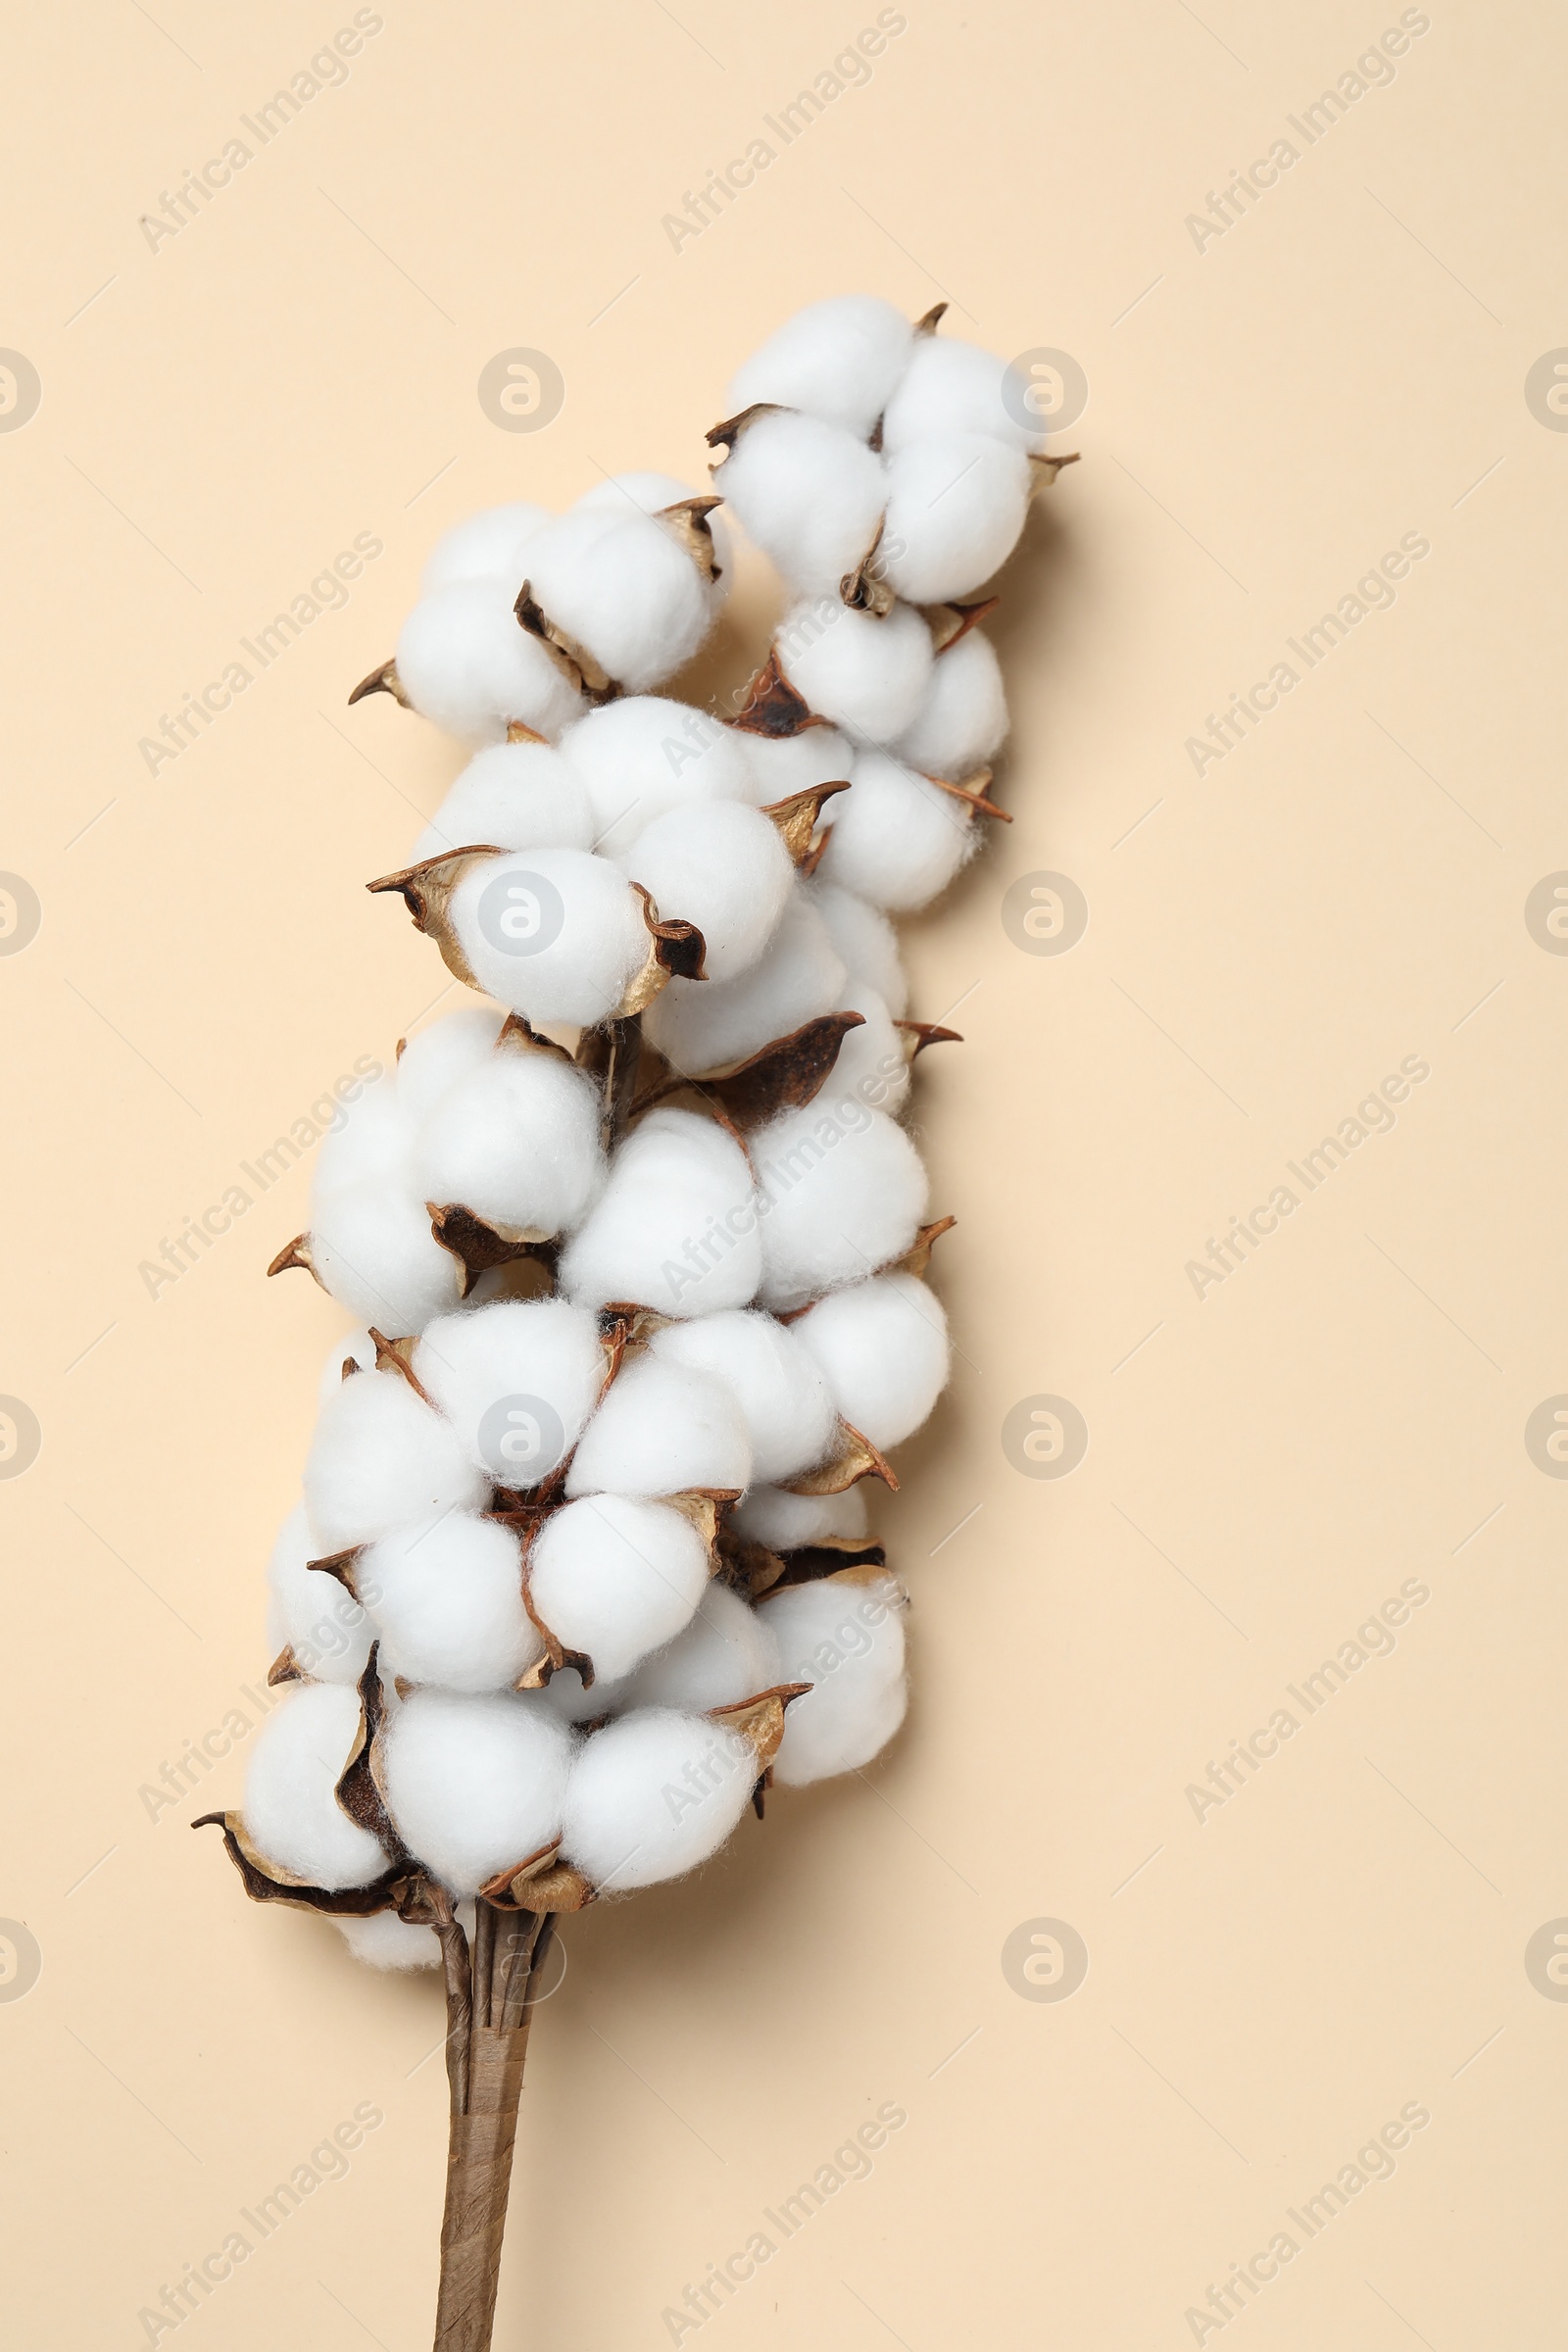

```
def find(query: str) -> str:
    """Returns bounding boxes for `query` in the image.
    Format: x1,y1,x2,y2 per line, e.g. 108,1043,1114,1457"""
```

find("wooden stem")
432,1900,553,2352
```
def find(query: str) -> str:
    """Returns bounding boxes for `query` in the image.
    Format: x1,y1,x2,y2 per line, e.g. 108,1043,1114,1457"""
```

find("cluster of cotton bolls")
224,297,1062,1972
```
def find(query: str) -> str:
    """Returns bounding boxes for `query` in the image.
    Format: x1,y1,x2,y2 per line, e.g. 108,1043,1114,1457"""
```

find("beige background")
2,2,1564,2344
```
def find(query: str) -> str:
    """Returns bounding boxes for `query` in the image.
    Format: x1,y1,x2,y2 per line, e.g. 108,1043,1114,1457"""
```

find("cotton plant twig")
199,293,1073,2350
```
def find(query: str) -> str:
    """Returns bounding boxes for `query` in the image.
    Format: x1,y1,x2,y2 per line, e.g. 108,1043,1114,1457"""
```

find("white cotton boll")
805,881,907,1018
714,412,888,599
267,1502,374,1685
312,1075,413,1202
527,1494,711,1684
814,750,978,913
650,1311,836,1485
880,336,1043,455
621,801,793,984
524,510,712,695
412,741,595,863
724,295,914,440
381,1690,573,1895
412,1049,605,1238
775,598,933,745
794,1274,950,1451
413,1299,606,1485
395,582,586,745
560,1709,757,1892
303,1370,489,1553
450,848,650,1027
879,434,1032,605
420,502,552,594
761,1572,907,1786
334,1911,442,1971
724,723,854,809
644,890,847,1077
358,1513,542,1693
573,474,735,604
243,1683,388,1888
753,1103,929,1310
308,1181,464,1335
565,1356,752,1499
623,1582,782,1713
318,1328,378,1407
560,697,751,860
830,985,909,1115
892,629,1008,779
559,1109,760,1320
731,1483,870,1549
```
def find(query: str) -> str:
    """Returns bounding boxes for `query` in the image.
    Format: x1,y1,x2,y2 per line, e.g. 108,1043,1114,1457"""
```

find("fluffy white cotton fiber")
730,1482,870,1550
724,294,914,440
725,722,854,809
806,880,907,1018
414,1299,606,1486
622,800,793,983
714,411,887,599
527,1494,710,1683
451,848,651,1026
753,1102,928,1310
359,1513,542,1692
775,598,933,745
412,1042,605,1237
334,1911,442,1970
313,1074,413,1200
395,1006,506,1128
412,740,595,863
395,581,585,744
243,1682,388,1888
793,1273,949,1449
303,1370,488,1552
831,985,909,1115
381,1689,573,1895
524,510,712,694
879,434,1032,605
880,333,1044,455
644,889,847,1076
893,628,1007,779
420,501,552,594
560,1709,757,1891
572,473,735,602
561,697,751,860
650,1310,836,1484
624,1582,781,1713
559,1109,760,1319
318,1328,378,1405
267,1502,373,1685
760,1571,907,1786
308,1181,463,1337
814,750,978,912
565,1355,752,1499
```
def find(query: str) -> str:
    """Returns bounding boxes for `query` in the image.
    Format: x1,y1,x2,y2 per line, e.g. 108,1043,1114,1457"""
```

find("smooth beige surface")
2,3,1564,2345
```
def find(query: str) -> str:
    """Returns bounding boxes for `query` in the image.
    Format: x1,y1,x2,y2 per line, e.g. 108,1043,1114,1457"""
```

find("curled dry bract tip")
638,1009,866,1133
778,1416,898,1496
760,779,851,865
927,764,1011,822
348,657,411,710
193,1810,411,1918
1029,450,1080,489
919,594,1001,654
655,493,726,586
